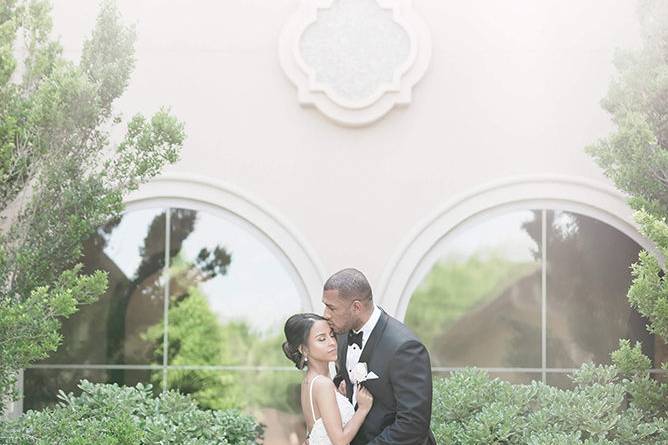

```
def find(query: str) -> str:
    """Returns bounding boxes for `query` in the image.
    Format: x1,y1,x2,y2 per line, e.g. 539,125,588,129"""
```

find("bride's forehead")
309,320,332,336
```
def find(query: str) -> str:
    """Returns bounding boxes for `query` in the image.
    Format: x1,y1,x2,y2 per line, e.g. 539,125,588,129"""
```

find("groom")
322,268,436,445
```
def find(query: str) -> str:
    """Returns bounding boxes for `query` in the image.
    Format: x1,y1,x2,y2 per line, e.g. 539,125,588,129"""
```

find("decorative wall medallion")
279,0,431,127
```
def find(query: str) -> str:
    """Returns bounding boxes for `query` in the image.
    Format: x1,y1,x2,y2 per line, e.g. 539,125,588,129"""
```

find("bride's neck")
306,359,329,377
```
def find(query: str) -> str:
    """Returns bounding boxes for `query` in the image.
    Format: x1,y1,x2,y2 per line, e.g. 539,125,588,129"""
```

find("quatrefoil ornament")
279,0,432,127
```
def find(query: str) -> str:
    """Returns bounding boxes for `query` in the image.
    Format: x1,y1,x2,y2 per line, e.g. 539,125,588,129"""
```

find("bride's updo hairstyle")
282,313,327,370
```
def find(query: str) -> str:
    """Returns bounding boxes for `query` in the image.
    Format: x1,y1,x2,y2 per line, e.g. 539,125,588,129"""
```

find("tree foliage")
585,0,668,419
0,0,185,413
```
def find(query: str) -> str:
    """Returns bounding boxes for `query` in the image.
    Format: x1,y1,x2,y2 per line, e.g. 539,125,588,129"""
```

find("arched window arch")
380,177,666,385
403,207,667,384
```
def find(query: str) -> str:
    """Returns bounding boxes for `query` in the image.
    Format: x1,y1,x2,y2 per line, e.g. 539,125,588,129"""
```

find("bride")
282,313,373,445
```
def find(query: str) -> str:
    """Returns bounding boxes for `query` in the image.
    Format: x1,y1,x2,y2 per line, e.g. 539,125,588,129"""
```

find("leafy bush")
0,380,262,445
431,366,668,445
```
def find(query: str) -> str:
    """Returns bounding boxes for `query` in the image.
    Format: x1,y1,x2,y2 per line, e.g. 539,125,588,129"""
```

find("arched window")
23,204,310,443
404,209,667,385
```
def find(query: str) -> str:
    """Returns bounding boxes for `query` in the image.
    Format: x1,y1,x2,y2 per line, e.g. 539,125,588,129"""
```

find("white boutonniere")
352,362,379,383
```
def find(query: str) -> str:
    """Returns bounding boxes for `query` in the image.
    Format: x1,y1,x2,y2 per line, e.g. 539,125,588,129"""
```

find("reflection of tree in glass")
32,210,229,367
396,210,653,380
405,252,539,367
23,368,111,412
518,210,650,367
144,286,245,410
29,207,301,415
142,209,300,414
538,211,647,367
22,212,164,408
144,280,301,413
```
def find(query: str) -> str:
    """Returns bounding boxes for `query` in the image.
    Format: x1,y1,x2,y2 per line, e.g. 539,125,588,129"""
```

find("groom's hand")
337,380,347,396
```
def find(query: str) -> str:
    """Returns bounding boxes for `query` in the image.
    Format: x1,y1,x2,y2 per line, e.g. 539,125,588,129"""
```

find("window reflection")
546,211,652,368
23,368,154,412
546,373,574,390
405,211,542,370
406,208,667,385
173,209,300,334
24,206,306,445
35,209,167,367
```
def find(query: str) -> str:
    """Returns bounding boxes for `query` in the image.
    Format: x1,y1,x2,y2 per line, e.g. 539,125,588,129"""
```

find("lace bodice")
307,375,356,445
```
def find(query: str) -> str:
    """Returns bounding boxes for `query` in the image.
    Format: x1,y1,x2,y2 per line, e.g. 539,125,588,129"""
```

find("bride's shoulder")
310,375,336,394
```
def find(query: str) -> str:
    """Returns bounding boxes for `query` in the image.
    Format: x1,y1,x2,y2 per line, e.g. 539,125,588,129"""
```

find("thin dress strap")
308,375,321,423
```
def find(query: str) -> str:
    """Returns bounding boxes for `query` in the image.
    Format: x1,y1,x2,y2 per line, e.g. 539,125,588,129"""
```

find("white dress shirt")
346,305,381,406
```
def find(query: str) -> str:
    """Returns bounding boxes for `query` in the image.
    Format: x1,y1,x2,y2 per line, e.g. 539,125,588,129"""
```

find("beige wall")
51,0,641,296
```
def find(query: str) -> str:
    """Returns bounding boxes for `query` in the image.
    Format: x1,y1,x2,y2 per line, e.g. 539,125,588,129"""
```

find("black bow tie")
348,330,363,349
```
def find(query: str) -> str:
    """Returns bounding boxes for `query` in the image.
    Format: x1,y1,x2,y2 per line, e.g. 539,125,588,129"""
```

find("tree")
0,0,185,414
586,0,668,414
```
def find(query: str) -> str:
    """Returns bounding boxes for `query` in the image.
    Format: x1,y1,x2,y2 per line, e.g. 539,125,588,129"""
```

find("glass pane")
545,211,661,368
23,367,156,412
35,209,168,365
153,208,302,367
405,210,542,368
545,372,575,389
169,370,304,445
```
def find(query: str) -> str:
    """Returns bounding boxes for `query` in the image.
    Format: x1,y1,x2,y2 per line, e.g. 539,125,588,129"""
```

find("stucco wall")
51,0,642,304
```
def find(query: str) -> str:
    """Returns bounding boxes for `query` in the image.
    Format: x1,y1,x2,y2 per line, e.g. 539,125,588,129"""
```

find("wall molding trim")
376,175,652,319
278,0,431,127
125,173,327,312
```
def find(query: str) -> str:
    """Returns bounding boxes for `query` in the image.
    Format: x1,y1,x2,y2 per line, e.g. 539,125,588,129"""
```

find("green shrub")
432,368,668,445
0,380,262,445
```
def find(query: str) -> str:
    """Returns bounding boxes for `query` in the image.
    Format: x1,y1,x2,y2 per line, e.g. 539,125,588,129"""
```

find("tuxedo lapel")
338,309,389,404
358,309,389,365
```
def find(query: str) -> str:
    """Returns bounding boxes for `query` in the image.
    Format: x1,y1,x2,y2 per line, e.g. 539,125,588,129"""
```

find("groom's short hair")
324,268,373,303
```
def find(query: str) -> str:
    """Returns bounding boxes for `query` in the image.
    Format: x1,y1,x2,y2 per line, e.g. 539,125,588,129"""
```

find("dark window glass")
406,210,542,368
408,208,667,386
35,209,168,367
545,211,656,368
23,368,155,412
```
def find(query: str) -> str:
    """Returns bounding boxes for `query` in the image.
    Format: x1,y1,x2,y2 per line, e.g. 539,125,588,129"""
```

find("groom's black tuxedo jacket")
335,309,437,445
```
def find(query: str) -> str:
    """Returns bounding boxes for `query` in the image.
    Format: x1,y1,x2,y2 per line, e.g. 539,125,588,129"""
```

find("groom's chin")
331,326,345,336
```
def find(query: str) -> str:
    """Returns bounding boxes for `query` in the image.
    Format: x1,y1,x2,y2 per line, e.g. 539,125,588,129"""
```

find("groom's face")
322,289,355,335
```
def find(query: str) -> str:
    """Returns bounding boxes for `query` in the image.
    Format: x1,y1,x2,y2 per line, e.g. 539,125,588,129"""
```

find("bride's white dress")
307,375,356,445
